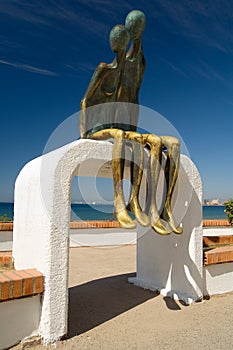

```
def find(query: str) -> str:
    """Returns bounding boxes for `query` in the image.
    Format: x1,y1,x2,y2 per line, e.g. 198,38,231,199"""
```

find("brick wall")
0,219,231,231
0,267,44,302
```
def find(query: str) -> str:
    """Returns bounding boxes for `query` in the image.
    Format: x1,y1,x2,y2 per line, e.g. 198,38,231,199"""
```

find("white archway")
13,139,203,344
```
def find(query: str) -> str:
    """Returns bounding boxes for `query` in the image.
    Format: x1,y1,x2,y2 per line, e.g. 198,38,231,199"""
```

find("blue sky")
0,0,233,203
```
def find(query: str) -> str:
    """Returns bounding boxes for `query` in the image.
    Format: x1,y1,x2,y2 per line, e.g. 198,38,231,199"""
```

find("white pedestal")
13,139,203,343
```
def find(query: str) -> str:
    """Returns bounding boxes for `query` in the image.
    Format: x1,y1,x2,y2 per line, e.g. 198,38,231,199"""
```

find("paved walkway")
12,245,233,350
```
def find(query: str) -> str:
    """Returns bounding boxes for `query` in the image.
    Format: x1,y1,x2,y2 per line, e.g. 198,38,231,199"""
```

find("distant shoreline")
203,204,225,207
0,202,227,222
0,219,231,231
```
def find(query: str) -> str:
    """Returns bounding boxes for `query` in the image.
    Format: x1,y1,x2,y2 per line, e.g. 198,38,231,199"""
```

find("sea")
0,202,227,222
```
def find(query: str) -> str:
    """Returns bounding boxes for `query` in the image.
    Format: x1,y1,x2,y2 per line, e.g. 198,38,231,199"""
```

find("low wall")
0,258,44,350
70,227,136,247
204,262,233,296
0,230,12,251
203,230,233,297
0,227,136,251
203,227,233,236
0,296,41,350
0,221,232,251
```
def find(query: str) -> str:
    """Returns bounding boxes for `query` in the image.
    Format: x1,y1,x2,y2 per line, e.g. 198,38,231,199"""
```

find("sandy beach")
12,245,233,350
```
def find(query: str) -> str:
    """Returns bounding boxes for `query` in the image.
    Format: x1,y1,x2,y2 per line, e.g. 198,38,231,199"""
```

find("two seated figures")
80,10,182,235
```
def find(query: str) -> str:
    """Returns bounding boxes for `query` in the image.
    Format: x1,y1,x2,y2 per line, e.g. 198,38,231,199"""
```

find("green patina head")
125,10,146,40
109,24,130,53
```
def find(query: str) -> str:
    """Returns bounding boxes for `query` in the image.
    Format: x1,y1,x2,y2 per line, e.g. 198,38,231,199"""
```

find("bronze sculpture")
80,10,182,235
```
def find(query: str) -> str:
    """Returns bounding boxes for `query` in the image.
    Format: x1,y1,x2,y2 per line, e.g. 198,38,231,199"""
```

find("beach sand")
11,245,233,350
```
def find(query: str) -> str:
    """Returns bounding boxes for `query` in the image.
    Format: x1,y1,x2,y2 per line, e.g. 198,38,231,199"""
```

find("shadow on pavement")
163,296,181,310
67,272,158,338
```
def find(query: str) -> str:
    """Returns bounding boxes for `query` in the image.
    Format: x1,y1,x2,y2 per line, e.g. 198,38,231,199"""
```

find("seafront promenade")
1,219,233,349
9,245,233,350
1,219,232,251
0,218,232,349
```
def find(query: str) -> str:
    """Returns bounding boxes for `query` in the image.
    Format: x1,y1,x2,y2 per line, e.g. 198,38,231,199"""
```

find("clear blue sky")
0,0,233,203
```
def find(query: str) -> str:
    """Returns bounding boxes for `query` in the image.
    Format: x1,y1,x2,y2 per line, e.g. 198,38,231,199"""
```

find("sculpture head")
109,24,130,53
125,10,146,40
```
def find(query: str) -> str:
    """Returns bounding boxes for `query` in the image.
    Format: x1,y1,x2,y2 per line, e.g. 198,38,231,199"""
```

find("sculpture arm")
80,62,108,109
80,63,108,138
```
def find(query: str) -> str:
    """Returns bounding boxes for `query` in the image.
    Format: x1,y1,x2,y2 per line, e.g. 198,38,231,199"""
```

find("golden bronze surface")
80,10,182,235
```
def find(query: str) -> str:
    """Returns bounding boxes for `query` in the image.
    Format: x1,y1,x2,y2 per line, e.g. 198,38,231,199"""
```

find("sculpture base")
12,139,203,344
128,277,201,305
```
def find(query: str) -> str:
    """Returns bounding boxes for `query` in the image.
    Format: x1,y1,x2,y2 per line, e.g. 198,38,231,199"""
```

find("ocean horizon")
0,202,227,222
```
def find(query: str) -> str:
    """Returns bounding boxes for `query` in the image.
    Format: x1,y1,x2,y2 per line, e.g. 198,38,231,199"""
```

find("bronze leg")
143,134,172,235
160,136,182,234
125,131,150,227
90,129,136,229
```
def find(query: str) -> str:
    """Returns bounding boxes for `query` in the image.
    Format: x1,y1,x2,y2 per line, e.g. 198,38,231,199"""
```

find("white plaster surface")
0,295,40,350
203,227,233,236
0,228,136,250
13,140,115,344
70,228,136,247
0,230,12,251
129,155,204,304
204,262,233,296
13,140,203,343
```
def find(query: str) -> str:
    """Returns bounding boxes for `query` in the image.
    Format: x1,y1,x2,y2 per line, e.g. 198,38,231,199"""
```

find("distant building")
211,199,220,205
203,198,221,206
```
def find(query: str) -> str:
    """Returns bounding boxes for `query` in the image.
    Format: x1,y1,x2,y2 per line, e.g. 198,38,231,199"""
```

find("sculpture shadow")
169,187,204,302
163,296,181,310
135,157,204,304
67,272,158,338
